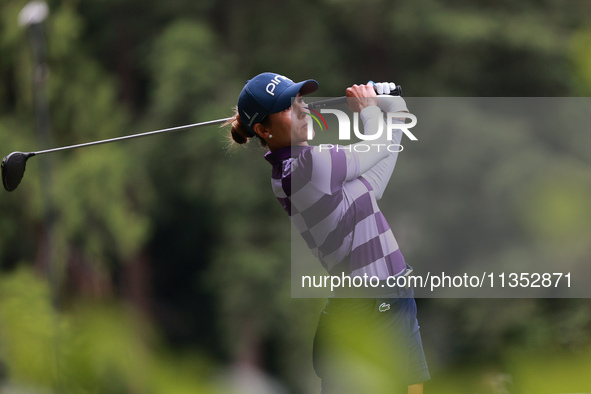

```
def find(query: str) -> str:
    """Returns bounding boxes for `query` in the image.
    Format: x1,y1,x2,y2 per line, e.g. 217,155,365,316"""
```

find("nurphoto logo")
305,107,418,152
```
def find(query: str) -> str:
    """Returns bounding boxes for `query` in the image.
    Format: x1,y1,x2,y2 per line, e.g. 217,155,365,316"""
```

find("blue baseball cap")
238,72,318,136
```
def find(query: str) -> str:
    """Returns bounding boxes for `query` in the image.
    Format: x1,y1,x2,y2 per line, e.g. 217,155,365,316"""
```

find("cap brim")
270,79,319,113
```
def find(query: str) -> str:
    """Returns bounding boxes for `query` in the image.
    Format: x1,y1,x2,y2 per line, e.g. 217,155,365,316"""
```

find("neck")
268,141,308,152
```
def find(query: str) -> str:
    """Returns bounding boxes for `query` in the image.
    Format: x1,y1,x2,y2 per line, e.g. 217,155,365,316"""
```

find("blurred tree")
0,267,220,393
0,0,153,307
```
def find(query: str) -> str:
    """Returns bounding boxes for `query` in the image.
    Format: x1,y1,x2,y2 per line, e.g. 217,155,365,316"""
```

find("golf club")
2,117,231,192
2,84,403,192
307,84,402,109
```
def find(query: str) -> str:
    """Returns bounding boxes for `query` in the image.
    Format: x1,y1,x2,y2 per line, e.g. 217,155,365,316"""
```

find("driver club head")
1,151,35,192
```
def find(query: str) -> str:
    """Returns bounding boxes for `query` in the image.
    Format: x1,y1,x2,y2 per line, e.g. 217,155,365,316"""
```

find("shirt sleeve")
359,117,406,200
295,105,403,196
296,145,360,195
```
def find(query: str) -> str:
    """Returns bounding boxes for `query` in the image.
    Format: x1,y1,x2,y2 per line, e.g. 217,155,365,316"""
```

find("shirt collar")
264,145,311,165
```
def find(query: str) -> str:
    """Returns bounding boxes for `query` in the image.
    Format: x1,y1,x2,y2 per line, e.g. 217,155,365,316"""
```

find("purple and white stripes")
265,145,406,279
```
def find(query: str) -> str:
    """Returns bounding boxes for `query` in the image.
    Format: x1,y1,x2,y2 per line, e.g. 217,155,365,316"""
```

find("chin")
297,132,311,144
301,125,313,141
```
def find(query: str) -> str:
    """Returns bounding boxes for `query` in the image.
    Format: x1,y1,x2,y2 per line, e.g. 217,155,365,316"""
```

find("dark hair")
224,106,268,148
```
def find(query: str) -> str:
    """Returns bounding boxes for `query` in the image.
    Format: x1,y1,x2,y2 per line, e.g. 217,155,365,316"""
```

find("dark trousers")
313,287,428,393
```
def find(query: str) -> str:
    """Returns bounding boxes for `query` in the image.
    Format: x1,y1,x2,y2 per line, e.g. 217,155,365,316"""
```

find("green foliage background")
1,0,591,392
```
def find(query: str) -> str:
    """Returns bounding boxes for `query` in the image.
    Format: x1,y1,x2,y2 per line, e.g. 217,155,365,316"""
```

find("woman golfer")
227,72,430,393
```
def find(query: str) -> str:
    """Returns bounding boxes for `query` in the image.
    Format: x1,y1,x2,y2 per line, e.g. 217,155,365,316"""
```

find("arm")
356,86,409,199
305,84,407,194
347,84,409,182
343,84,391,178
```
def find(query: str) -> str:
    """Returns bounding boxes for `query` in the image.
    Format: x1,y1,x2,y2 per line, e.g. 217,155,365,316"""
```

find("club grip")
308,85,402,110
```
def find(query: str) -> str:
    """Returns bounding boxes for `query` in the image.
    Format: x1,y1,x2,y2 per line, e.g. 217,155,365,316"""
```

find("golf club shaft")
307,85,402,110
32,117,232,156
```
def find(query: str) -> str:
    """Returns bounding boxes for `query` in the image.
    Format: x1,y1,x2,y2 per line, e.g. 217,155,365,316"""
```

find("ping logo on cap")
266,75,292,96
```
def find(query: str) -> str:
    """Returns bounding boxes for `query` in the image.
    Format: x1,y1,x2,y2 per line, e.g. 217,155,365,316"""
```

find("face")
289,95,311,145
254,94,310,150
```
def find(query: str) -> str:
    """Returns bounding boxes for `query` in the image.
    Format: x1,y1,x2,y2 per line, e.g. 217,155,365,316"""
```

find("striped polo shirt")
264,145,406,279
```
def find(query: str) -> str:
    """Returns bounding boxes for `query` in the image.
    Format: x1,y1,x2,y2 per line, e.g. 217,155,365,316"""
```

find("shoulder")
294,145,341,175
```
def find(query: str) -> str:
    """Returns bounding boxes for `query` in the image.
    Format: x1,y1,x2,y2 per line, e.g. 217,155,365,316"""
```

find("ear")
253,123,270,139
